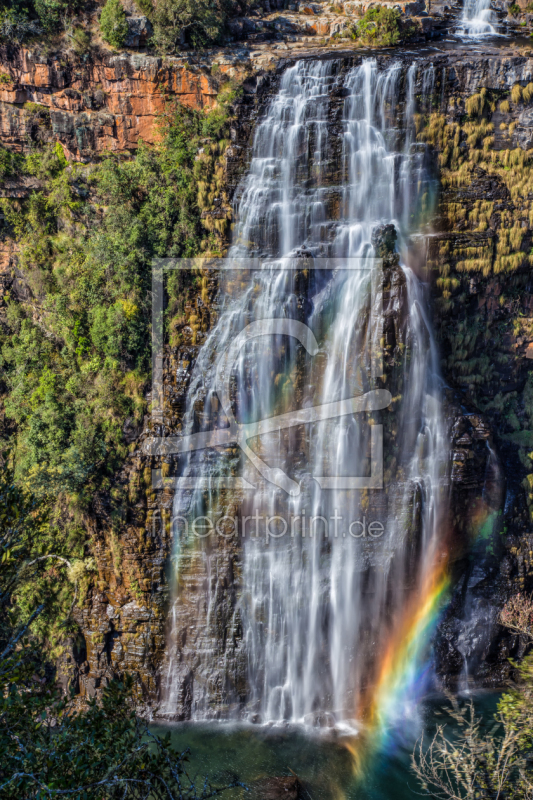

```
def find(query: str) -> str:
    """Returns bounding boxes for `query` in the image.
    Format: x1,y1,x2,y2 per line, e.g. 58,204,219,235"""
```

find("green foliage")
509,3,521,14
0,671,243,798
0,145,23,180
152,0,235,52
70,24,90,53
352,7,401,47
136,0,154,16
0,95,236,638
0,468,89,660
33,0,69,30
99,0,128,48
0,7,42,41
413,596,533,799
0,101,217,516
0,468,242,798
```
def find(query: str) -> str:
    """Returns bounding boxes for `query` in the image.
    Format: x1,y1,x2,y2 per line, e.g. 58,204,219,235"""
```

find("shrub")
0,8,42,41
34,0,70,31
70,25,90,53
0,145,23,179
136,0,154,16
0,675,243,799
152,0,233,52
352,7,401,47
465,89,486,117
99,0,128,48
509,2,521,14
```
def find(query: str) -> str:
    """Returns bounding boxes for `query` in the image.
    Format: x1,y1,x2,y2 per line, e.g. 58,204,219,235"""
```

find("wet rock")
251,777,300,800
515,106,533,148
303,711,335,727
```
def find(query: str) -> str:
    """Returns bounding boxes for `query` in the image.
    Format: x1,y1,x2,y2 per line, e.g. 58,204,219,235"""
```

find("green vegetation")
0,0,79,38
416,88,533,516
0,89,237,649
0,474,243,798
151,0,236,52
0,0,237,49
413,594,533,799
351,7,402,47
99,0,128,48
0,673,243,798
69,24,90,53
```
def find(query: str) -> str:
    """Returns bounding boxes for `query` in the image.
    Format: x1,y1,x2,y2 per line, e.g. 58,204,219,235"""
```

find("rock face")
0,47,244,160
5,40,533,710
124,16,153,48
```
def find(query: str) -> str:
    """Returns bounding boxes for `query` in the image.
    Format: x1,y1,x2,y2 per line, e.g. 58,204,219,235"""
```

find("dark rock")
125,16,153,48
251,777,300,800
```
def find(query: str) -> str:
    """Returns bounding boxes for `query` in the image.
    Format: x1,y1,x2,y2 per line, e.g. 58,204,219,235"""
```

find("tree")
0,674,245,799
99,0,128,48
0,471,244,798
152,0,232,53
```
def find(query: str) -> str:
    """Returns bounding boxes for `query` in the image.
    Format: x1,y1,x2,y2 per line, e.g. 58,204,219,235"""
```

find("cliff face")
0,47,249,160
5,38,533,712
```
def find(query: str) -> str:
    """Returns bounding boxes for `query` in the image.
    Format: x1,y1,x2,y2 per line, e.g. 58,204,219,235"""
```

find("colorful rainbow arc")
347,496,499,775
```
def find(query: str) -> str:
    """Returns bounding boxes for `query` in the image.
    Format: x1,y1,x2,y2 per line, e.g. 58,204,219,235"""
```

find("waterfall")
460,0,496,36
163,58,451,727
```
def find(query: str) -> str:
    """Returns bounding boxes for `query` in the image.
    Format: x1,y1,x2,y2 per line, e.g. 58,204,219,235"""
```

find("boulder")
125,16,153,48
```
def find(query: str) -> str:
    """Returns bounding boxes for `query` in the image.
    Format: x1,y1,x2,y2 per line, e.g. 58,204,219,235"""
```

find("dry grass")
466,88,487,117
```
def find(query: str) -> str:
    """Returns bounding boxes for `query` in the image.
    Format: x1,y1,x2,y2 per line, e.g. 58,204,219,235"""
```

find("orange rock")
0,48,243,160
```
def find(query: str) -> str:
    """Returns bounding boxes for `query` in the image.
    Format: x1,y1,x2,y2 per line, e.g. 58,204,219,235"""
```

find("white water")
163,58,451,724
460,0,496,36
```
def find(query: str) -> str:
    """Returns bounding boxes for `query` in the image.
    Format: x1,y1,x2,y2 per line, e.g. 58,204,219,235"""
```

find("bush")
509,2,521,14
0,480,243,799
34,0,70,32
70,25,90,53
99,0,128,48
0,96,234,514
412,593,533,800
152,0,233,53
0,8,42,41
0,674,244,799
352,7,401,47
0,145,23,180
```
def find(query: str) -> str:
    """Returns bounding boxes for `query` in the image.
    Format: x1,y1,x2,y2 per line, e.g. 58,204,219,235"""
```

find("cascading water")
460,0,496,36
163,57,451,729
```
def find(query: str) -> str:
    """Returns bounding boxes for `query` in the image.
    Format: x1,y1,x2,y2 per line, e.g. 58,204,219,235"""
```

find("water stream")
164,56,452,732
460,0,497,36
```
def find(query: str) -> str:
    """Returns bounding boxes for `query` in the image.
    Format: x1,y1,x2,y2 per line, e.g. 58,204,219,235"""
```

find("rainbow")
347,493,500,774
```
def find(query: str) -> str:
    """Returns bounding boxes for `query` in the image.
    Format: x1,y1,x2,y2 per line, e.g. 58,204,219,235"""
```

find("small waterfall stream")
460,0,496,36
164,57,452,727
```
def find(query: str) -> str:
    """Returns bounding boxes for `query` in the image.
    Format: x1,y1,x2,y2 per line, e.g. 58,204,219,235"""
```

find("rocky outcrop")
0,47,247,159
68,46,533,709
5,30,533,710
409,48,533,687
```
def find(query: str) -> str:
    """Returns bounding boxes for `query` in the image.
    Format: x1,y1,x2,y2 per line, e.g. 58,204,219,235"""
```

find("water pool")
151,694,500,800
